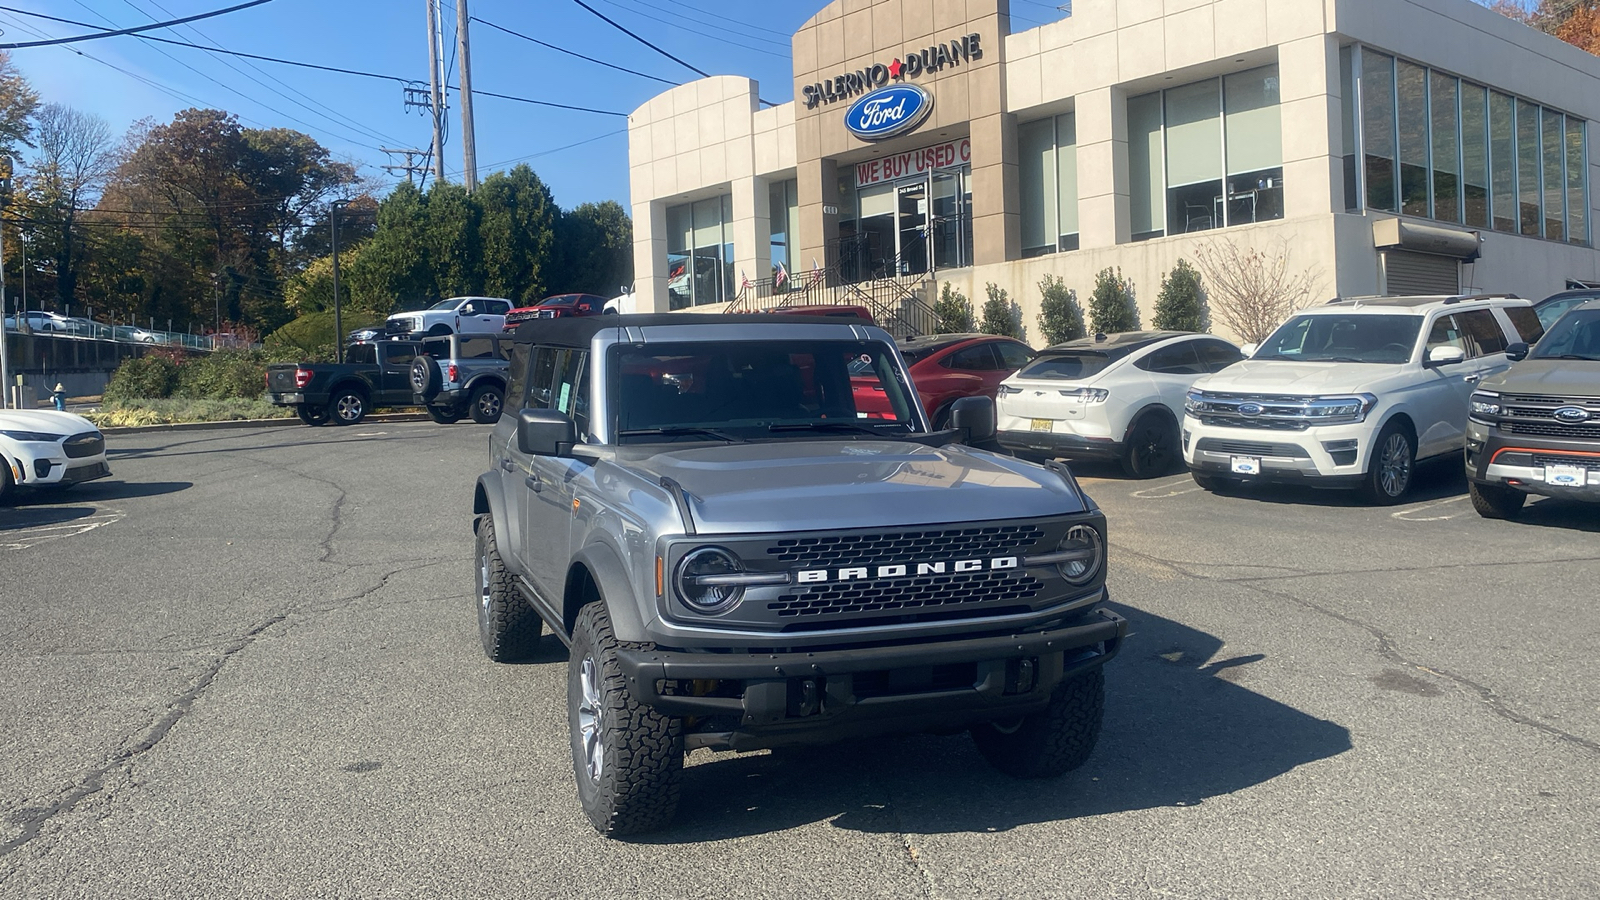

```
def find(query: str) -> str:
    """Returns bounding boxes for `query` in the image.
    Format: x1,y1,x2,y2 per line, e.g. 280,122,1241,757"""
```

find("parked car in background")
112,325,159,343
0,409,111,502
385,296,512,339
266,340,423,426
1465,297,1600,518
3,311,74,333
1533,289,1596,332
1183,294,1544,503
502,293,610,331
346,324,387,343
856,333,1032,427
410,334,511,424
997,332,1243,477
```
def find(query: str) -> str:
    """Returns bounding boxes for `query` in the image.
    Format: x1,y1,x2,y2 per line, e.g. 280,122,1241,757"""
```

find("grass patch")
89,397,296,428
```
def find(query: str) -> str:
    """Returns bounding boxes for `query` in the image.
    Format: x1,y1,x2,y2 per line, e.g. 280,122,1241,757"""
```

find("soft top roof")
508,313,874,347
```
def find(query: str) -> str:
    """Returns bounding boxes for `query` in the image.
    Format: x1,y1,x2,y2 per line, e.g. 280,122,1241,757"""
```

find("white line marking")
354,431,388,436
1132,477,1203,499
1391,496,1470,521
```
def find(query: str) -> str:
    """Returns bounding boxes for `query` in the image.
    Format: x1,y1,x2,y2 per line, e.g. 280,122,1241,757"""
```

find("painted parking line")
1391,496,1470,521
0,509,125,551
1132,477,1204,499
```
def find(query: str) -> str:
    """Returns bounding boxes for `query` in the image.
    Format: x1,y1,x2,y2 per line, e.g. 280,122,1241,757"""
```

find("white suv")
1183,295,1544,503
384,296,512,339
997,331,1245,477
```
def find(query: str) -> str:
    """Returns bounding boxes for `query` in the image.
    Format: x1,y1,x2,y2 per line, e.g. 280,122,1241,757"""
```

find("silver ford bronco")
471,314,1125,836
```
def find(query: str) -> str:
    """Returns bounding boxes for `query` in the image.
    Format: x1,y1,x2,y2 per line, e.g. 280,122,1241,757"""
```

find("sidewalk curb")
101,412,430,435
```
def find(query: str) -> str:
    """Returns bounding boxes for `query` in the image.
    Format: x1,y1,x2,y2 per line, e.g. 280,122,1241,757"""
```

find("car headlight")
0,430,62,442
1303,393,1378,424
1053,524,1104,585
1059,387,1109,403
675,547,747,614
1469,391,1501,422
1184,389,1204,414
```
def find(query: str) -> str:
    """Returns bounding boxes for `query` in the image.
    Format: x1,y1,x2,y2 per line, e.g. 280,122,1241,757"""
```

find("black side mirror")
517,408,577,457
949,396,996,444
1505,342,1530,362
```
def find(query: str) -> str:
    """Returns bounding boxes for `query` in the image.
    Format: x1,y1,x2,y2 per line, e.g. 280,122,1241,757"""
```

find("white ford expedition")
1182,295,1544,504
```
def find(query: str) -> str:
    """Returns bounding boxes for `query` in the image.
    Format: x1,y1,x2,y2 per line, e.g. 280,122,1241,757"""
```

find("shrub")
263,310,344,362
103,354,179,404
175,349,275,401
1037,274,1086,345
1087,268,1140,335
979,283,1023,339
933,283,975,334
86,397,293,427
1152,259,1210,333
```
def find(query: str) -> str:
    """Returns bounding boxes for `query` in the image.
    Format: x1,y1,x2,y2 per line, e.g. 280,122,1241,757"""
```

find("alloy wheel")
477,391,502,420
1378,432,1412,497
578,656,604,783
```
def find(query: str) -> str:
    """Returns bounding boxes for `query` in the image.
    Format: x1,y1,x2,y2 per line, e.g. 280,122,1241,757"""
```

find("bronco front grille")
769,568,1043,619
1505,421,1600,439
766,524,1046,569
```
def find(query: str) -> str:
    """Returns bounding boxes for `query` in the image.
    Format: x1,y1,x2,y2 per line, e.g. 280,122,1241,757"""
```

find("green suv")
1466,298,1600,518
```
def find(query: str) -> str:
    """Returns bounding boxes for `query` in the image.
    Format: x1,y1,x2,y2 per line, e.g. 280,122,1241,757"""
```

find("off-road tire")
296,405,330,427
410,356,441,398
1121,413,1179,479
474,515,542,661
1469,480,1526,519
568,602,683,836
1364,420,1415,505
427,406,463,425
469,384,505,424
971,667,1105,779
328,387,368,426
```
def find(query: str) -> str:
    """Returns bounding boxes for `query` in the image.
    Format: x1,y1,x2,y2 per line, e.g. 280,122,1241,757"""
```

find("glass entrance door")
896,180,928,276
930,167,967,270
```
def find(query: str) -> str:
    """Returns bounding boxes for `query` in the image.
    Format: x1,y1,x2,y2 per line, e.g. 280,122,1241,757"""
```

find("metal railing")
728,236,939,341
3,317,256,351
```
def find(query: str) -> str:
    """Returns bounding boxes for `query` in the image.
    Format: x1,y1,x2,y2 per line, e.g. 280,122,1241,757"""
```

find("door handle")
525,476,542,492
1464,374,1481,384
500,458,515,472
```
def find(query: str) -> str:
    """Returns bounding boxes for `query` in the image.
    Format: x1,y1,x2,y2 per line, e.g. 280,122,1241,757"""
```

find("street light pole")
331,200,349,365
0,155,12,410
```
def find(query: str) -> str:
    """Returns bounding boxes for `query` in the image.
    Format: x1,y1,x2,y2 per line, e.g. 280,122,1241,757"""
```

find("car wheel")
0,457,13,504
427,406,463,425
568,602,683,836
970,666,1105,779
474,515,542,661
328,388,367,426
931,404,953,430
1469,481,1526,519
427,324,452,337
1364,421,1415,505
410,356,440,397
469,384,504,424
1121,413,1179,479
296,405,330,427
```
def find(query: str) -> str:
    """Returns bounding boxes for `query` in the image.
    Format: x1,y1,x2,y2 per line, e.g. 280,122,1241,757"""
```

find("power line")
568,0,709,78
450,85,624,116
0,0,273,49
593,0,790,54
652,0,792,39
446,127,627,178
472,15,680,87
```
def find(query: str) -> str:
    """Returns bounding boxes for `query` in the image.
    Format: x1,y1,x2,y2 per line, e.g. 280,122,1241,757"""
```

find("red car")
853,333,1035,427
503,293,610,330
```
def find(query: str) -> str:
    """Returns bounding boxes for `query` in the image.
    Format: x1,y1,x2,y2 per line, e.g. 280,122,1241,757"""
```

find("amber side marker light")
655,556,664,597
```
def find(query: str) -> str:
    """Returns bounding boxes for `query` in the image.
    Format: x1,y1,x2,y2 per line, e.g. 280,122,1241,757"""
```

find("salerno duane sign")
802,32,983,110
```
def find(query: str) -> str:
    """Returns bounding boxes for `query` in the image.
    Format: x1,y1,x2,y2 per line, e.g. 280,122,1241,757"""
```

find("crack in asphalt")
863,761,936,898
1113,543,1600,759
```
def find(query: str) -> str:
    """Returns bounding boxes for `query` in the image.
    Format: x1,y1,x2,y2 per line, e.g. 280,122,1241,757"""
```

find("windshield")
1016,350,1124,380
611,340,919,443
1256,314,1423,364
428,298,462,311
540,295,581,307
1531,308,1600,360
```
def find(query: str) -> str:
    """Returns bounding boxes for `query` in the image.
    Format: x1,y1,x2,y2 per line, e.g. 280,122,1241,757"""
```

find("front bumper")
616,607,1126,751
997,429,1122,461
5,445,110,487
1182,416,1370,487
1467,422,1600,501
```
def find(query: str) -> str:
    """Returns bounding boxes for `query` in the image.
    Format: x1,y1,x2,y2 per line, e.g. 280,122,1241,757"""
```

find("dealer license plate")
1231,456,1262,475
1031,418,1053,433
1545,464,1588,487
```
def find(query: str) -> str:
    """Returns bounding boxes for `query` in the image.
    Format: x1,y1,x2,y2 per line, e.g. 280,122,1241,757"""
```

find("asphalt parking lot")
1,423,1596,899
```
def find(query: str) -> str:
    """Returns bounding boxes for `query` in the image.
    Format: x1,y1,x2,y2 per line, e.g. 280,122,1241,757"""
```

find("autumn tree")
1193,238,1321,343
0,50,39,160
22,104,119,306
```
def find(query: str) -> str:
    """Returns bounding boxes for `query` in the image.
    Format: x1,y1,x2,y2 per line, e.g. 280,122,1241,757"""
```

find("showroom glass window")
665,195,736,310
1127,65,1284,241
1342,44,1589,246
769,179,800,288
1019,112,1080,257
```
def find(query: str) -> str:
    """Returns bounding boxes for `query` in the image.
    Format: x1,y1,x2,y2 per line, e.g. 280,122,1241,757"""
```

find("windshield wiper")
1305,356,1369,363
768,421,893,436
1543,353,1600,361
618,427,747,443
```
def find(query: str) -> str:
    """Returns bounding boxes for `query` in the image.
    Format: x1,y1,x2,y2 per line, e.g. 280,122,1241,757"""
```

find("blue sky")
1,0,1081,209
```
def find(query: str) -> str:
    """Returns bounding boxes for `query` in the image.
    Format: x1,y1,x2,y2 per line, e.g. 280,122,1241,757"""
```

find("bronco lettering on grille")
796,556,1019,583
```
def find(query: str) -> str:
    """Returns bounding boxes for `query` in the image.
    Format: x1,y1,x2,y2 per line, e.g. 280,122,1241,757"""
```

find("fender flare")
463,373,507,397
325,378,370,401
472,472,507,538
1121,402,1179,444
568,541,649,644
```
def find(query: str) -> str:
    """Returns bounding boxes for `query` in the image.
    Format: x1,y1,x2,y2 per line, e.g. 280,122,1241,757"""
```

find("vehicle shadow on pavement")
1190,459,1466,508
633,603,1351,843
0,506,97,530
1514,497,1600,533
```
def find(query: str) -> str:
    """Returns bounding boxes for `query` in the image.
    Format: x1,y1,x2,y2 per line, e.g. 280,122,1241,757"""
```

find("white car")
0,409,112,501
3,311,74,333
384,296,512,338
996,331,1245,477
1183,294,1544,503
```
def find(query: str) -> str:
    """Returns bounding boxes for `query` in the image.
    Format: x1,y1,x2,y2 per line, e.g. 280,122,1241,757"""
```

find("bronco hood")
623,440,1088,534
1480,358,1600,396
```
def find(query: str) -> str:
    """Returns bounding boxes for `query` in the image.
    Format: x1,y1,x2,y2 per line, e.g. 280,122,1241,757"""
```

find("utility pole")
331,200,349,365
426,0,446,181
457,0,478,191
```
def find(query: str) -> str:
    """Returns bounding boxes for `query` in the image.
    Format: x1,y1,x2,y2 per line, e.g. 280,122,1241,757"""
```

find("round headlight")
1055,524,1104,585
675,547,745,614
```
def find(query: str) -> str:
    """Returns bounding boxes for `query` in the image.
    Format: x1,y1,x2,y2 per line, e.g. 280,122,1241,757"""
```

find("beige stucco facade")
627,0,1600,345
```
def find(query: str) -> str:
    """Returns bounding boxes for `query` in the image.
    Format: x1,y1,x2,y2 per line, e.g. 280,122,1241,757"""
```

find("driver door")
502,346,558,576
523,349,590,600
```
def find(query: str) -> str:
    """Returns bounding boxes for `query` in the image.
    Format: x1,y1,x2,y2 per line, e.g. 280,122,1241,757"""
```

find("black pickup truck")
266,340,421,426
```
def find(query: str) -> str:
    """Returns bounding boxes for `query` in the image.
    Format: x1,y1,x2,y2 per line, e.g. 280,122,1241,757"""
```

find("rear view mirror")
1505,342,1530,362
517,408,577,457
1427,345,1466,366
949,396,996,444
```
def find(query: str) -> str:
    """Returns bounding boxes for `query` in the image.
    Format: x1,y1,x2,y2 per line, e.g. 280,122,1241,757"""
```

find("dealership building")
626,0,1600,340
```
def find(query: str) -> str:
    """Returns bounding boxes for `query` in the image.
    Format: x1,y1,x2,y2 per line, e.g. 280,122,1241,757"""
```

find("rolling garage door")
1382,250,1460,295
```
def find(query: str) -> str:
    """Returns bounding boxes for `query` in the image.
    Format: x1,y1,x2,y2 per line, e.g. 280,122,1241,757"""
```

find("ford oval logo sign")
1553,406,1592,423
1237,403,1264,417
845,85,933,141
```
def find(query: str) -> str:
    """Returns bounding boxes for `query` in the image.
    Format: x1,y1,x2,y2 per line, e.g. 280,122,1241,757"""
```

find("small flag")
774,262,788,287
740,269,751,292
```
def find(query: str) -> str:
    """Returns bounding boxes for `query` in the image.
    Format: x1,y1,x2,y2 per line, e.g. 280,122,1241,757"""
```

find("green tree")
980,282,1022,338
552,199,632,297
1152,258,1209,332
0,51,39,160
1036,274,1085,345
933,282,974,333
479,165,559,303
1088,267,1139,334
